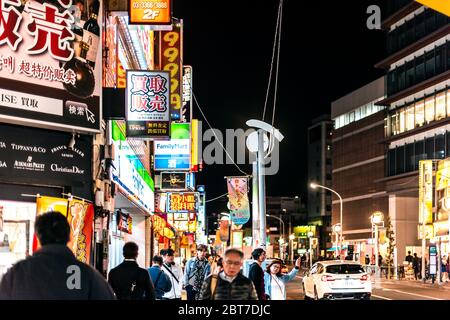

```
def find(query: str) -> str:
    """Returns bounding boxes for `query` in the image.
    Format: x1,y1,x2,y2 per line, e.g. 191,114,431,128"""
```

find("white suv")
302,261,372,300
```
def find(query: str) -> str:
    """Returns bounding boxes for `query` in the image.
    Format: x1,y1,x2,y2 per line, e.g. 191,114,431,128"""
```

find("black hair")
152,255,163,265
251,248,265,260
123,242,139,259
196,244,207,252
224,248,244,259
34,211,70,246
163,248,174,256
266,259,283,276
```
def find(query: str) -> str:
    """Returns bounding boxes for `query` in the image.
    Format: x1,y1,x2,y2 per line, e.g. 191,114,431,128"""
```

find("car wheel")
302,284,309,300
314,286,319,300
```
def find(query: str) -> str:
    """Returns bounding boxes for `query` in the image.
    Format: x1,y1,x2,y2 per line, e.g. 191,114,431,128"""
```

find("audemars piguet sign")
0,0,102,133
0,123,92,189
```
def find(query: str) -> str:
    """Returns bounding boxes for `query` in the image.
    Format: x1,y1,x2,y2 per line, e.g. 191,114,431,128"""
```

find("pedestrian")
405,251,413,264
108,241,155,300
247,248,267,300
412,253,420,280
182,244,211,300
364,254,370,265
0,211,115,299
378,254,383,266
199,248,258,300
264,257,300,300
211,255,223,275
441,255,449,283
148,255,172,300
160,248,183,300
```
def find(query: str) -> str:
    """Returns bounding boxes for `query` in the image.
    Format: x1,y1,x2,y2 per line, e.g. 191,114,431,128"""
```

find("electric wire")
205,192,229,203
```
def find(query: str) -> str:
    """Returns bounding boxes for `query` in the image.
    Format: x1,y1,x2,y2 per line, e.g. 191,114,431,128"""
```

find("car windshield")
325,264,365,274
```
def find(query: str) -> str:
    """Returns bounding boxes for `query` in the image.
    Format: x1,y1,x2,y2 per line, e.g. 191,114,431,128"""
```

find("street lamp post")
371,211,384,279
308,231,314,269
310,183,343,258
289,234,295,263
332,223,341,260
267,214,285,260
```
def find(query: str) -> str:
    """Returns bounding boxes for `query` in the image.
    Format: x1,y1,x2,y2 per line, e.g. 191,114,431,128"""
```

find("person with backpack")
160,249,183,300
247,248,267,300
108,242,155,300
148,255,172,300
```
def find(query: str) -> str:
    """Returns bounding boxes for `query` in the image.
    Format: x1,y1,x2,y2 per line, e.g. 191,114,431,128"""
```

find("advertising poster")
34,196,94,264
419,160,433,226
117,211,132,234
0,0,102,133
129,0,172,25
126,70,171,138
161,172,187,190
227,177,250,225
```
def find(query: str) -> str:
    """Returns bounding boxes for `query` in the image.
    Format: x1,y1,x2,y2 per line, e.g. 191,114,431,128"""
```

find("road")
285,272,450,300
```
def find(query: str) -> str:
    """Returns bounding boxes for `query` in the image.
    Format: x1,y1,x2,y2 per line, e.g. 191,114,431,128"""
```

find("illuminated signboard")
167,192,199,213
129,0,172,25
154,123,191,170
0,0,102,133
126,70,171,138
419,160,433,225
161,22,183,120
181,65,192,123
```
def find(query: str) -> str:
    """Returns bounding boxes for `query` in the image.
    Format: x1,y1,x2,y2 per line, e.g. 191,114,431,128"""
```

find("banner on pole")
227,177,251,225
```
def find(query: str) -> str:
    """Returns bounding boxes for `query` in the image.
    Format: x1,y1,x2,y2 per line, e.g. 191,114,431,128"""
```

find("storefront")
108,121,154,270
0,123,93,278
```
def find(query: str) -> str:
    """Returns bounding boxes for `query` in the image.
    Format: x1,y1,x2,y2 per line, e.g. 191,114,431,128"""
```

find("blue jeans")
185,285,199,300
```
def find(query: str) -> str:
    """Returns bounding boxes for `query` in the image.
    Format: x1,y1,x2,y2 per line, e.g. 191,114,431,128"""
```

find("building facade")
307,115,333,253
331,77,387,263
376,0,450,264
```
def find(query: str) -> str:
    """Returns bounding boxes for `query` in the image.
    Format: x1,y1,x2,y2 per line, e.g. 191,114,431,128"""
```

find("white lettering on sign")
0,161,6,168
0,88,62,116
11,143,46,153
50,164,85,175
0,142,6,149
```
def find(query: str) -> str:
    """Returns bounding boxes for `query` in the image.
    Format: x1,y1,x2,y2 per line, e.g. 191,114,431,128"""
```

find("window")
396,145,405,174
415,140,425,169
415,100,425,127
389,149,396,176
325,264,365,274
435,46,445,74
425,96,435,123
435,134,445,159
447,89,450,118
406,104,415,131
391,112,399,135
415,55,425,83
399,109,406,133
405,61,415,88
425,51,435,79
406,143,415,172
426,137,434,159
436,92,446,120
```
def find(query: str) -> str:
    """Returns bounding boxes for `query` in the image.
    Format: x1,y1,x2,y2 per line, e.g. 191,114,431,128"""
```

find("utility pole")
257,129,267,249
252,161,260,248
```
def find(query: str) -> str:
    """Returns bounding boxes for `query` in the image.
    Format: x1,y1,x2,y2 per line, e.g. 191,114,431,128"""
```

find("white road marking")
380,288,443,300
371,294,392,300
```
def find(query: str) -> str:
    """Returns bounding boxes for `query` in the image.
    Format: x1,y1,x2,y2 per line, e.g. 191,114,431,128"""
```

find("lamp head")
310,183,317,189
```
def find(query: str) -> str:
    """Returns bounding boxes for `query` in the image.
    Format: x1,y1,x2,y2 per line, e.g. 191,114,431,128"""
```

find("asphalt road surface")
286,273,450,300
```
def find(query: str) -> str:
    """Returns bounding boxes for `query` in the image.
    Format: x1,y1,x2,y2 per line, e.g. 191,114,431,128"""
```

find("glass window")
405,143,415,172
389,149,396,176
415,100,425,127
425,51,435,79
447,132,450,157
405,61,415,88
398,65,406,91
325,264,365,274
396,146,405,174
399,109,406,133
426,137,434,159
447,90,450,118
436,92,446,120
415,140,425,170
435,46,445,74
391,113,399,135
355,108,361,121
415,55,425,83
435,134,445,159
349,112,355,123
406,105,415,131
425,96,435,123
415,12,425,39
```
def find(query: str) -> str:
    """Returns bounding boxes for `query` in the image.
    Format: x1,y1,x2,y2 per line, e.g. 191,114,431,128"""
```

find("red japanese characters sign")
167,192,199,213
126,70,171,139
0,0,102,133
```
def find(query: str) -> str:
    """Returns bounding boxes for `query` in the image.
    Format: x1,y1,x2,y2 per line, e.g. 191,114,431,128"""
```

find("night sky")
172,0,386,214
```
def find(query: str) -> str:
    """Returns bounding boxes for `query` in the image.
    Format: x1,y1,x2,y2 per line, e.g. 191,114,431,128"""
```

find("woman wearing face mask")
264,257,301,300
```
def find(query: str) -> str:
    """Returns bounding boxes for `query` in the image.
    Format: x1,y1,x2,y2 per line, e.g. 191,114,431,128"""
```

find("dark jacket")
108,260,155,300
0,244,115,300
148,265,172,299
199,272,258,300
247,262,266,300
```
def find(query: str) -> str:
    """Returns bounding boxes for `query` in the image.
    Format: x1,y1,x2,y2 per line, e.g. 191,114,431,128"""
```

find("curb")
377,279,450,290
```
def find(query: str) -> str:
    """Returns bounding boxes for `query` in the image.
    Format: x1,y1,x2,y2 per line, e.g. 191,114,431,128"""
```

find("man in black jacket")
247,248,266,300
199,248,257,300
108,241,155,300
0,211,115,300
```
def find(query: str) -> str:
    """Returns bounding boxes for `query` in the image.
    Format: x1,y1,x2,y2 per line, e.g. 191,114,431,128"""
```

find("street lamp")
370,211,384,279
310,183,343,259
332,223,341,260
308,231,314,269
267,214,285,260
289,233,295,263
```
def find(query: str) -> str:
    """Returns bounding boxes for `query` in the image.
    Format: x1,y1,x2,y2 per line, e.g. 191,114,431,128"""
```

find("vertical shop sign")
160,22,183,120
226,177,251,225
